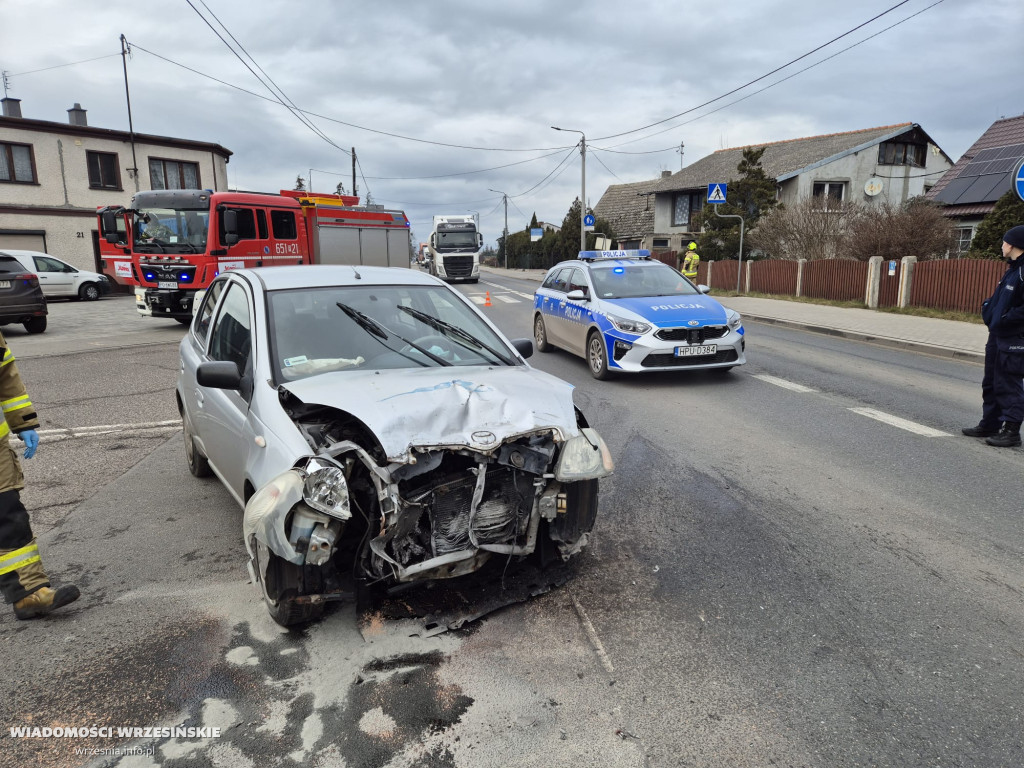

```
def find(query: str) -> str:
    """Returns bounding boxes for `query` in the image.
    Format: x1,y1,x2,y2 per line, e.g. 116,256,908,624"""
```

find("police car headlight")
607,313,651,335
726,309,743,331
301,458,351,520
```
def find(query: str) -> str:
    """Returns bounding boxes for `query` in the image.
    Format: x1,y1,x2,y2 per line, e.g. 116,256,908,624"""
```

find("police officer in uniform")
0,331,80,618
962,225,1024,447
682,241,700,282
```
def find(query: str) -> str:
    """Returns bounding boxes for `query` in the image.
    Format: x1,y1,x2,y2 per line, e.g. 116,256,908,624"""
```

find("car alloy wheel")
534,314,552,352
587,331,611,380
79,283,100,301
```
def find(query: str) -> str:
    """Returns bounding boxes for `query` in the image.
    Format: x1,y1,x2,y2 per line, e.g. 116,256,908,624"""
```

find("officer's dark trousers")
982,336,1024,427
0,488,46,603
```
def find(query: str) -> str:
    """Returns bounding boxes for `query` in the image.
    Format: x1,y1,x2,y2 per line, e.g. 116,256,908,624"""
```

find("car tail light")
13,274,38,287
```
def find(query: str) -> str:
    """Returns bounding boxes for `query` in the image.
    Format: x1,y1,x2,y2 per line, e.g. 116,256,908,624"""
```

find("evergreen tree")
696,147,779,261
967,190,1024,259
530,212,540,229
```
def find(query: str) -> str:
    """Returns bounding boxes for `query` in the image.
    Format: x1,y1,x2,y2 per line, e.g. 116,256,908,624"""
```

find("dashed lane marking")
479,280,535,300
752,374,818,393
847,407,951,437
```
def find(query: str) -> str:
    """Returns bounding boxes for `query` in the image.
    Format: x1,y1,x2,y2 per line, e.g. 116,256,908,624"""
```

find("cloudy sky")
3,0,1022,246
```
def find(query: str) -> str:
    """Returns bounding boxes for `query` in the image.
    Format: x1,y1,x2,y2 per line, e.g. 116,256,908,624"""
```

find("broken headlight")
302,458,351,520
554,428,614,481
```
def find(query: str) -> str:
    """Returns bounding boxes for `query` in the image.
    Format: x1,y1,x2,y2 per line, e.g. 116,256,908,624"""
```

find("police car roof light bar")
577,249,651,261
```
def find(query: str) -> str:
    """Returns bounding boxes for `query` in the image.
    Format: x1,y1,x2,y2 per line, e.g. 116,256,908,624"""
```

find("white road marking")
847,407,951,437
752,374,818,393
37,419,181,442
496,295,518,303
479,280,535,300
469,296,484,305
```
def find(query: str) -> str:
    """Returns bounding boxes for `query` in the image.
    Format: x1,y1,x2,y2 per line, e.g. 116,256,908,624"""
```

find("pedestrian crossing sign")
707,183,727,204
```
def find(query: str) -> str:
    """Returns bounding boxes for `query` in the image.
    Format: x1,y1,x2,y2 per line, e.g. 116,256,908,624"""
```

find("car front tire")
78,282,101,301
534,314,553,352
182,412,211,478
587,330,611,380
259,543,325,627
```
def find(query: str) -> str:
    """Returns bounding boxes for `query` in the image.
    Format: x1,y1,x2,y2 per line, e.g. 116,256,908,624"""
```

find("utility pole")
678,140,685,170
489,189,510,269
352,147,357,200
552,127,586,253
119,34,139,191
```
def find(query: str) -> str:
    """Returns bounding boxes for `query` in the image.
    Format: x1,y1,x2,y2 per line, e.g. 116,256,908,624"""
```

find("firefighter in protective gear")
682,241,700,282
0,331,81,619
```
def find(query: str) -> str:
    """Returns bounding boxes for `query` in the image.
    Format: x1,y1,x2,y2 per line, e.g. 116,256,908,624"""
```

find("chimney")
661,170,672,178
2,98,22,118
67,103,88,126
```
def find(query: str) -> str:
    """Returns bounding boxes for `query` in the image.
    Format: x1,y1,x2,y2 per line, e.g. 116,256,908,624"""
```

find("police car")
533,250,745,379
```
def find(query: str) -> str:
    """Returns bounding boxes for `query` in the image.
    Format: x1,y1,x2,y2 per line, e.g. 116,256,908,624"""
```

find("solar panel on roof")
960,143,1024,177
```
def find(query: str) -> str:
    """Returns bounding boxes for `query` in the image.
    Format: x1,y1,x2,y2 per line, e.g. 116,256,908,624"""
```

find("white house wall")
0,124,228,271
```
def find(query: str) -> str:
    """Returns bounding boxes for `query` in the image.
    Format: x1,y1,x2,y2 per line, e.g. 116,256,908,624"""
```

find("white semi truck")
428,215,483,283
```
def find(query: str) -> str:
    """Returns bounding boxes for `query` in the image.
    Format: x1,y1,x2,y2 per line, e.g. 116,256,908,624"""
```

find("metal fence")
801,260,868,302
910,259,1005,314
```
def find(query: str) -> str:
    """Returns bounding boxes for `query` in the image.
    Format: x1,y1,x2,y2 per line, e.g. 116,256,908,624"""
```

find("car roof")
238,265,445,291
0,250,49,259
551,258,660,270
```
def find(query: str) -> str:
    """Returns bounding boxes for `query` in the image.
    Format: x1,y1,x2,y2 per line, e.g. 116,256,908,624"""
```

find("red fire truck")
98,189,412,322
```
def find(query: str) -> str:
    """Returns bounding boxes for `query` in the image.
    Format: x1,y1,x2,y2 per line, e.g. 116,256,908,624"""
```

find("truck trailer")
98,189,411,322
427,215,483,283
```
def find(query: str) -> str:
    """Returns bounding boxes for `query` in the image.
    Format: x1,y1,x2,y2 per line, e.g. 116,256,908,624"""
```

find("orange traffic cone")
485,291,492,307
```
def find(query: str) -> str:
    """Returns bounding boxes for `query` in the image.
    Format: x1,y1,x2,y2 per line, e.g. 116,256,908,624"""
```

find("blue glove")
19,429,38,459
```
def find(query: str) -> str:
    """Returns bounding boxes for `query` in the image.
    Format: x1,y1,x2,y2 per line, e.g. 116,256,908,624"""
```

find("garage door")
0,233,46,252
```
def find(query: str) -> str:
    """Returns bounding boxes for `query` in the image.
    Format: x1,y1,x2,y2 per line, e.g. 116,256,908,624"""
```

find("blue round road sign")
583,214,596,227
1015,157,1024,203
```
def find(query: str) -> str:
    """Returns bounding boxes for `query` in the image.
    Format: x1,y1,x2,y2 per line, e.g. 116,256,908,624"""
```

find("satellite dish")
864,178,884,197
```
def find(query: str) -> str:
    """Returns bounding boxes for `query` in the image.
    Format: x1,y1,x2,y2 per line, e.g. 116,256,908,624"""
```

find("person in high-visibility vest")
0,331,81,619
682,241,700,282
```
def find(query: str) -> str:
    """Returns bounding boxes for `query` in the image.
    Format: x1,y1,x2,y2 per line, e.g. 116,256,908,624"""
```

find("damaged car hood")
281,366,580,459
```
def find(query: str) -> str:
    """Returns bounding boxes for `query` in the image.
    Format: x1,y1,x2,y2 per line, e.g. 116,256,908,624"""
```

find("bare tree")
750,198,861,260
845,197,956,262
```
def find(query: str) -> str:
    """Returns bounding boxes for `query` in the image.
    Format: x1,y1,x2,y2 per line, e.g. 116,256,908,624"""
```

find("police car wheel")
534,314,552,352
587,331,611,380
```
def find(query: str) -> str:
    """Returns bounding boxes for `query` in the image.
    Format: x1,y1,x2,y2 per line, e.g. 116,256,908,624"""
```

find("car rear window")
0,256,26,275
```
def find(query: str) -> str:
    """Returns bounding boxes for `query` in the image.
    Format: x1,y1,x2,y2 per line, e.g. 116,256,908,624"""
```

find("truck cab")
428,215,483,283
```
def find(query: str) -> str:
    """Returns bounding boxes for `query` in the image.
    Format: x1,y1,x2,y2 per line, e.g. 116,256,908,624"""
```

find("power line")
600,0,946,151
10,54,121,77
127,41,574,155
592,0,920,142
361,148,567,180
588,148,625,183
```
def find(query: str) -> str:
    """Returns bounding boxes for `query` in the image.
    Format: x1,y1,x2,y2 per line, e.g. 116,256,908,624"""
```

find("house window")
956,227,974,255
813,182,845,210
652,238,670,248
87,151,121,190
672,192,703,228
0,142,36,183
877,141,926,168
149,158,201,190
621,239,641,250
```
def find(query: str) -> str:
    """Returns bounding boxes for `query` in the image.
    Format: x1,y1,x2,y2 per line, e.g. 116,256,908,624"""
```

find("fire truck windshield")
134,207,209,252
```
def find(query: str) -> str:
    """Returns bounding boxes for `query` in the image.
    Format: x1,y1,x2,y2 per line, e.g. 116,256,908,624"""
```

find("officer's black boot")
962,422,1000,438
985,422,1022,447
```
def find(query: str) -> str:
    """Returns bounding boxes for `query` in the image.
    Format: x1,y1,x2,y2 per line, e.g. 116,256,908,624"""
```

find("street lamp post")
552,126,586,254
488,189,509,269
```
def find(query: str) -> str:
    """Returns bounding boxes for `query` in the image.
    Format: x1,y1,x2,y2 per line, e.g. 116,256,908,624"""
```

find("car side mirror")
222,209,239,246
566,289,588,302
100,210,121,243
509,338,533,359
197,360,242,390
697,284,711,294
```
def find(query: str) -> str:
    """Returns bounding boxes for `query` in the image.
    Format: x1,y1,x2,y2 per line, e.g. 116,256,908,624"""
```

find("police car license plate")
157,281,177,289
675,344,717,357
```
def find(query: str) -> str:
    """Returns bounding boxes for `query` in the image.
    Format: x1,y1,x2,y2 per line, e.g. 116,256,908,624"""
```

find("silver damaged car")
177,266,613,626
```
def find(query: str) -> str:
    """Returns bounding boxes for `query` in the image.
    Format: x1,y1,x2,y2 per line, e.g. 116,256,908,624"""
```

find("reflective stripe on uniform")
0,422,10,440
1,349,13,367
2,395,31,413
0,541,41,576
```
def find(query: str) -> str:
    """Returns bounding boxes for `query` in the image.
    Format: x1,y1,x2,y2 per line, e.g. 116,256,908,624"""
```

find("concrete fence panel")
910,258,1004,314
801,260,869,302
749,260,799,295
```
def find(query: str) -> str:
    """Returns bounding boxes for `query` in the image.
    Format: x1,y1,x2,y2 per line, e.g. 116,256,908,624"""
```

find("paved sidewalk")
483,266,988,363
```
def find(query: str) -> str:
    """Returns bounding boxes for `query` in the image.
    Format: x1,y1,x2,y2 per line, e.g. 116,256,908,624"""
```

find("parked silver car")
177,265,613,626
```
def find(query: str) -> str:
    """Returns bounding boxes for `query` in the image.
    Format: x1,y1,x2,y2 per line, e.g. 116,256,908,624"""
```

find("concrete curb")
742,314,985,363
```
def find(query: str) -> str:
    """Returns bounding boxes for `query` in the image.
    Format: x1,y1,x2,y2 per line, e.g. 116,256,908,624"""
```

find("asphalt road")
2,280,1021,768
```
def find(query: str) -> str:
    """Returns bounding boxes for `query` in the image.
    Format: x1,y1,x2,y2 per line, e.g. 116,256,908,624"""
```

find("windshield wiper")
397,305,514,366
336,302,451,367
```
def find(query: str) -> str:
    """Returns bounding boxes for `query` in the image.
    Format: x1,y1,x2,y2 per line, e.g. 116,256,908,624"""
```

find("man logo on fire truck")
98,189,412,323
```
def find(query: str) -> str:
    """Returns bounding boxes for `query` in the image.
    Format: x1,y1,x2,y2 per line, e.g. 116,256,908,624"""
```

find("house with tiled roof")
926,114,1024,254
623,123,952,250
593,177,659,251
